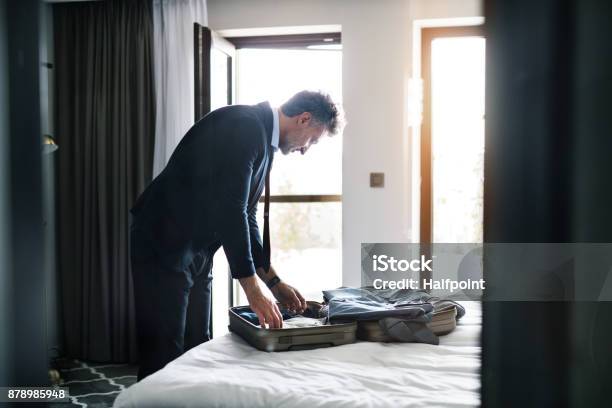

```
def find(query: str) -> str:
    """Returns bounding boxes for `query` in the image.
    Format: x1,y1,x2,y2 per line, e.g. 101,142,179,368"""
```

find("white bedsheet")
114,302,481,408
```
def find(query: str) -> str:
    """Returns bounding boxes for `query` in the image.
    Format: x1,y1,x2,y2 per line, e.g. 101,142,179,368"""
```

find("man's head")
278,91,342,155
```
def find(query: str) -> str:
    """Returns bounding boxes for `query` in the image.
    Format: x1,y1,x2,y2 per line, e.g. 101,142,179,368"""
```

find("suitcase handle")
288,343,334,351
279,332,344,346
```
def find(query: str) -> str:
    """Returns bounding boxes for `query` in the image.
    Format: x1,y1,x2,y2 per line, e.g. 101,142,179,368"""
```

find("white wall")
208,0,482,287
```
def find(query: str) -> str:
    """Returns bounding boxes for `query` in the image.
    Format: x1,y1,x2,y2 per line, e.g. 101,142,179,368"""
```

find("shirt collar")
271,107,280,151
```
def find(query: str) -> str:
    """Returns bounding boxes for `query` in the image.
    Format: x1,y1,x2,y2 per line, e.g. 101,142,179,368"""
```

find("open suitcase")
229,301,357,352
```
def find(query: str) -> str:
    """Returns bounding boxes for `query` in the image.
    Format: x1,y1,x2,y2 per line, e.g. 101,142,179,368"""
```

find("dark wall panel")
6,0,48,386
483,0,612,406
0,0,13,389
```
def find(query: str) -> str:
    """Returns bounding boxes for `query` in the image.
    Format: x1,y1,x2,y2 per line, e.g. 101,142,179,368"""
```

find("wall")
5,0,48,385
0,0,13,388
41,1,61,360
208,0,482,286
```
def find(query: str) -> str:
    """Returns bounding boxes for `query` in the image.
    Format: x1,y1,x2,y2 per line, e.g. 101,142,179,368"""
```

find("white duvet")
114,302,481,408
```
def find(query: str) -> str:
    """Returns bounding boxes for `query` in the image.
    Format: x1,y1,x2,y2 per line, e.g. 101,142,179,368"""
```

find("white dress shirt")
271,107,279,151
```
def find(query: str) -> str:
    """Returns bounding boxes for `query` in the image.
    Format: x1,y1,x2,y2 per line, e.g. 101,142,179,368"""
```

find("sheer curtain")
152,0,208,177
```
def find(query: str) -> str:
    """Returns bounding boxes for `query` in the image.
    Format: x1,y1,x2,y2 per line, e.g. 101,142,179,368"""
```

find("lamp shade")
43,134,58,154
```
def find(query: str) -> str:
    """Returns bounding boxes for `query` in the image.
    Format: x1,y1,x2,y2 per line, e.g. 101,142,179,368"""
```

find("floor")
48,358,137,407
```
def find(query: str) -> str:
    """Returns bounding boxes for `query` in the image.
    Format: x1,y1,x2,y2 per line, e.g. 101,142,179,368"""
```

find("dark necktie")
263,157,272,272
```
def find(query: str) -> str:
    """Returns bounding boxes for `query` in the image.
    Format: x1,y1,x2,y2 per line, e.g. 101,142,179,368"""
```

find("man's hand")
271,282,307,314
239,276,283,329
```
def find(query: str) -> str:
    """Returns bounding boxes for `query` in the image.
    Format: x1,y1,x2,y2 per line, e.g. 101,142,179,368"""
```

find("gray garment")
321,287,466,345
322,287,433,321
322,287,465,320
373,288,466,319
379,318,439,345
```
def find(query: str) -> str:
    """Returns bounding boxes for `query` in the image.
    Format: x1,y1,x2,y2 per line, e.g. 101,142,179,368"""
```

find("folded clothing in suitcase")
229,301,357,352
322,287,466,345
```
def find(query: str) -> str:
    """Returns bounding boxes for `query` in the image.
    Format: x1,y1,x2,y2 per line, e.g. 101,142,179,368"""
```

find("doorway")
420,26,485,244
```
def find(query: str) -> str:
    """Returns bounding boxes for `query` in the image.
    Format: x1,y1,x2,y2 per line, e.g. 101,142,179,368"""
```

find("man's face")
280,113,326,155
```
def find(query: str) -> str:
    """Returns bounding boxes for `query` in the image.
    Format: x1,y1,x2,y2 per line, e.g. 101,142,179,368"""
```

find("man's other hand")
271,282,307,314
239,276,283,329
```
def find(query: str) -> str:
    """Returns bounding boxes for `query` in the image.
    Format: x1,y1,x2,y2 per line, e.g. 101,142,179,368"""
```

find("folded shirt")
282,316,327,328
237,310,295,326
236,310,327,328
322,287,433,322
322,287,465,321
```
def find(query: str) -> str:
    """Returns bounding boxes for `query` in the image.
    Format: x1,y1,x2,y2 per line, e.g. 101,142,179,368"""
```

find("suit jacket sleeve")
216,117,266,279
248,203,267,270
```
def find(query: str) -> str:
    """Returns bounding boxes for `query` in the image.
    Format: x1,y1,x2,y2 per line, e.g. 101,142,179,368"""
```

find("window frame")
229,33,344,207
227,32,341,50
420,25,485,244
230,33,343,306
419,25,485,287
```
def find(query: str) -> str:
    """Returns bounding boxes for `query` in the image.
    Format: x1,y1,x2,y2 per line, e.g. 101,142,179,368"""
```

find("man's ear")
298,112,312,126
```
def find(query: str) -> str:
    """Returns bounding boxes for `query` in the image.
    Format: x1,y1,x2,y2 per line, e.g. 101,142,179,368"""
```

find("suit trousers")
130,223,219,381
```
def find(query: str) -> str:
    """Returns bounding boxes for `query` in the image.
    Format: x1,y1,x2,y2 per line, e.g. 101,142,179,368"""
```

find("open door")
418,25,485,287
194,23,236,338
194,23,235,121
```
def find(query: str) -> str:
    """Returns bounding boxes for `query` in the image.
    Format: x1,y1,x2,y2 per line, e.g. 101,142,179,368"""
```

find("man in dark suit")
129,90,341,380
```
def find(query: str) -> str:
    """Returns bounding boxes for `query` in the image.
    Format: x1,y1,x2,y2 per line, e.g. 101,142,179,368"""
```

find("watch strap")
266,276,281,290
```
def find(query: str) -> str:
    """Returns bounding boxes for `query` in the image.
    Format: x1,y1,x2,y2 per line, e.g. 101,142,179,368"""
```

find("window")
232,34,343,304
420,26,485,244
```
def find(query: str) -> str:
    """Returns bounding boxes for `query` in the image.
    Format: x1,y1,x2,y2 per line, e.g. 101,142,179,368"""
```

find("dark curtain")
483,0,612,406
54,0,155,363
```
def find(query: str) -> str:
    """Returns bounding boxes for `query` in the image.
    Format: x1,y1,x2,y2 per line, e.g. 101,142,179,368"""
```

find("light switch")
370,172,384,188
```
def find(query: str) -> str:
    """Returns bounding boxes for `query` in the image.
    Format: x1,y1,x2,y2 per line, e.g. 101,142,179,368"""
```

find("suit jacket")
130,102,274,278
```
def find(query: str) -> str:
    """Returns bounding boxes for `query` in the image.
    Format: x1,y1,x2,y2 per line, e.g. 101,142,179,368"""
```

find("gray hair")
280,90,343,135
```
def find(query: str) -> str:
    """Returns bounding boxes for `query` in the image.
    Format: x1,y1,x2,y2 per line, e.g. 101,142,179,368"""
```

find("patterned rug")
49,358,137,407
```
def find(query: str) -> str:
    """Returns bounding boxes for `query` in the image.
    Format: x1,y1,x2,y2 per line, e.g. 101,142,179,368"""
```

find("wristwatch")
266,276,281,290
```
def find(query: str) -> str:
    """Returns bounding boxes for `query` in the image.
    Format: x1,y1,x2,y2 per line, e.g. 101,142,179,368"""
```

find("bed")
114,301,481,408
